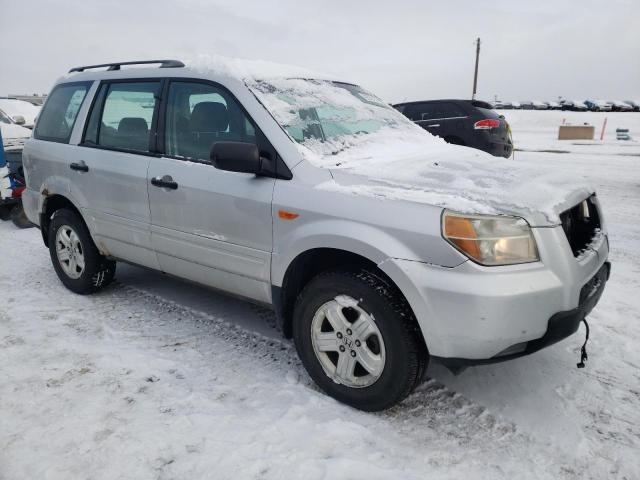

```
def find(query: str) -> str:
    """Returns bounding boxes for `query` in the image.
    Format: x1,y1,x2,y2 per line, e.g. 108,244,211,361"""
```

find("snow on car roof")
186,53,341,82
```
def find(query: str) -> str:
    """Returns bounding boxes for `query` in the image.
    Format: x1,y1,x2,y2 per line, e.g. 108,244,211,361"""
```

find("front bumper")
435,261,610,367
380,225,610,360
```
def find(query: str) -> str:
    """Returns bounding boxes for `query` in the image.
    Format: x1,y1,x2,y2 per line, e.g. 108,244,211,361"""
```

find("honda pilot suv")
23,58,610,411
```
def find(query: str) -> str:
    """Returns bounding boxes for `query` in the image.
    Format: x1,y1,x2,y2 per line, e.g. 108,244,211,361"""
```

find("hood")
310,131,593,227
1,122,31,144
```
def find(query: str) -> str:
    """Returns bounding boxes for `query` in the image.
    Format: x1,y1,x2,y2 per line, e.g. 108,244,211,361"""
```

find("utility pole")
472,37,481,99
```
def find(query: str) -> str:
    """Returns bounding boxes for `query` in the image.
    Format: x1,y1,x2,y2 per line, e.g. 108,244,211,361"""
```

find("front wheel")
293,269,428,411
48,208,116,294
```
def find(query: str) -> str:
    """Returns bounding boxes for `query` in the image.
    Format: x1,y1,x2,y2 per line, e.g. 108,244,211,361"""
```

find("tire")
10,204,33,229
0,205,12,221
48,208,116,294
293,268,428,411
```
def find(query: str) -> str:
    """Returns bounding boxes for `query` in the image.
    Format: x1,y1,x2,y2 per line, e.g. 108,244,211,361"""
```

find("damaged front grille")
560,196,601,257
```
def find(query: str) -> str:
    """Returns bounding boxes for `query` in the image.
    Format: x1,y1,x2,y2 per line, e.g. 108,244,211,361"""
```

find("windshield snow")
248,78,430,158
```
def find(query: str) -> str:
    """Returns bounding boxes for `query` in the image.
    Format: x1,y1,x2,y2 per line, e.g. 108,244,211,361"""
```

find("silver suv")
23,59,610,410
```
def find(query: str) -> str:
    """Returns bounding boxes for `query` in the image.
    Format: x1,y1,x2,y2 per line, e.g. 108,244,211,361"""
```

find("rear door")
147,79,275,303
76,80,162,269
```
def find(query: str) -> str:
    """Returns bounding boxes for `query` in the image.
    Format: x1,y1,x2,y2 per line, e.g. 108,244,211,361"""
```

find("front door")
148,80,275,303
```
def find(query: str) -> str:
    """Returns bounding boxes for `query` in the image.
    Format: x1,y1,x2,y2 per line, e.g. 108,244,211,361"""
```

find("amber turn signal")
443,214,481,260
278,209,300,220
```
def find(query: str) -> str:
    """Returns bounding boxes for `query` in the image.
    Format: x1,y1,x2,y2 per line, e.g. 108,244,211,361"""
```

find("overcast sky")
1,0,638,103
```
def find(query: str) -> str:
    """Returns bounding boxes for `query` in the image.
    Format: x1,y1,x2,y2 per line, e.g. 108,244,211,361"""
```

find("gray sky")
1,0,638,103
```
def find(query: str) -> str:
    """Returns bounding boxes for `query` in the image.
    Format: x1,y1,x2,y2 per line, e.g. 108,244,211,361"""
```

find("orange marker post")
600,117,607,141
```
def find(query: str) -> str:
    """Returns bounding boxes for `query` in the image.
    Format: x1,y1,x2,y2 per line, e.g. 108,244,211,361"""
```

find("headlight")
442,210,539,266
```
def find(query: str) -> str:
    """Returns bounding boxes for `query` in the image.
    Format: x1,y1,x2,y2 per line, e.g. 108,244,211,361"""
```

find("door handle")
70,162,89,172
426,124,440,128
151,175,178,190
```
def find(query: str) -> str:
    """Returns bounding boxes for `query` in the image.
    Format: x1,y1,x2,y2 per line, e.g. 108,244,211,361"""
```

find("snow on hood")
1,122,31,150
244,75,592,225
185,57,592,225
0,99,40,126
303,126,594,226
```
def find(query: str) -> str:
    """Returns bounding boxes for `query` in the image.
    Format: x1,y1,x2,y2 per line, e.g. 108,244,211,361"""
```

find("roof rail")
68,59,185,73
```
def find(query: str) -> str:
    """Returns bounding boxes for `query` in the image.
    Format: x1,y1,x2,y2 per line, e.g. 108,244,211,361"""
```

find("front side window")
164,81,257,161
34,83,90,143
84,81,160,152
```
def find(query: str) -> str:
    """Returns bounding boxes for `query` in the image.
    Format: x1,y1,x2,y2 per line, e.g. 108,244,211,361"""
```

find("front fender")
271,219,425,287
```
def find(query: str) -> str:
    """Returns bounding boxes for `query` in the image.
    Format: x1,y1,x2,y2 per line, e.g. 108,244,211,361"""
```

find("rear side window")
475,106,500,119
34,83,90,143
84,81,160,153
438,102,467,118
404,102,467,121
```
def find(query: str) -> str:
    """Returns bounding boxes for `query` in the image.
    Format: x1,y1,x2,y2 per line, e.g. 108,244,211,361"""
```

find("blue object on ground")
0,128,6,167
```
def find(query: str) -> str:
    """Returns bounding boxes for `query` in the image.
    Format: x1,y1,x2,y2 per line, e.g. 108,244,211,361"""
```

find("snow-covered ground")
1,111,639,480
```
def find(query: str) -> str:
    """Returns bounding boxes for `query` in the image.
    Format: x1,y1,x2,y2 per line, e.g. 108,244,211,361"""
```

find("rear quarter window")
34,82,91,143
475,106,500,119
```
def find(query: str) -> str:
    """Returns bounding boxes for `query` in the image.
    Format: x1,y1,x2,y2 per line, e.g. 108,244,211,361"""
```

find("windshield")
0,109,12,124
248,78,419,157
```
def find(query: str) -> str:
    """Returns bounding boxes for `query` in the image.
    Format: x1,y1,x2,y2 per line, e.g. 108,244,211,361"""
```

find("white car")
611,100,633,112
0,98,41,129
586,99,612,112
532,100,549,110
0,109,31,148
1,110,31,208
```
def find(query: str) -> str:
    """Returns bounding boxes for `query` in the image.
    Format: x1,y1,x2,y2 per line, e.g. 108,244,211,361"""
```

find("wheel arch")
39,194,84,247
274,247,429,355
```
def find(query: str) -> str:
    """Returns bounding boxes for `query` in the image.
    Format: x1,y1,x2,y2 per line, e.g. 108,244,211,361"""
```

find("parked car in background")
510,101,522,109
624,100,640,112
545,101,562,110
532,100,549,110
0,98,41,129
560,100,588,111
610,100,633,112
519,100,534,110
0,110,31,226
394,99,513,158
584,99,612,112
23,58,609,410
496,101,513,109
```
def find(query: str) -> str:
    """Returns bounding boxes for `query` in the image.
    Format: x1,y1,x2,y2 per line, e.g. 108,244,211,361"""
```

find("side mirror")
13,115,26,126
210,141,262,175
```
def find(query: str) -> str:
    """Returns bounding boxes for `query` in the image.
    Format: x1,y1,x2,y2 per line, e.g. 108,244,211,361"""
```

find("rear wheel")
48,209,116,294
0,205,12,221
293,269,427,411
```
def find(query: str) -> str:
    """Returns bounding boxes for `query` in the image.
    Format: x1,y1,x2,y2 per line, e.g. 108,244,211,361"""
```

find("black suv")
394,99,513,158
